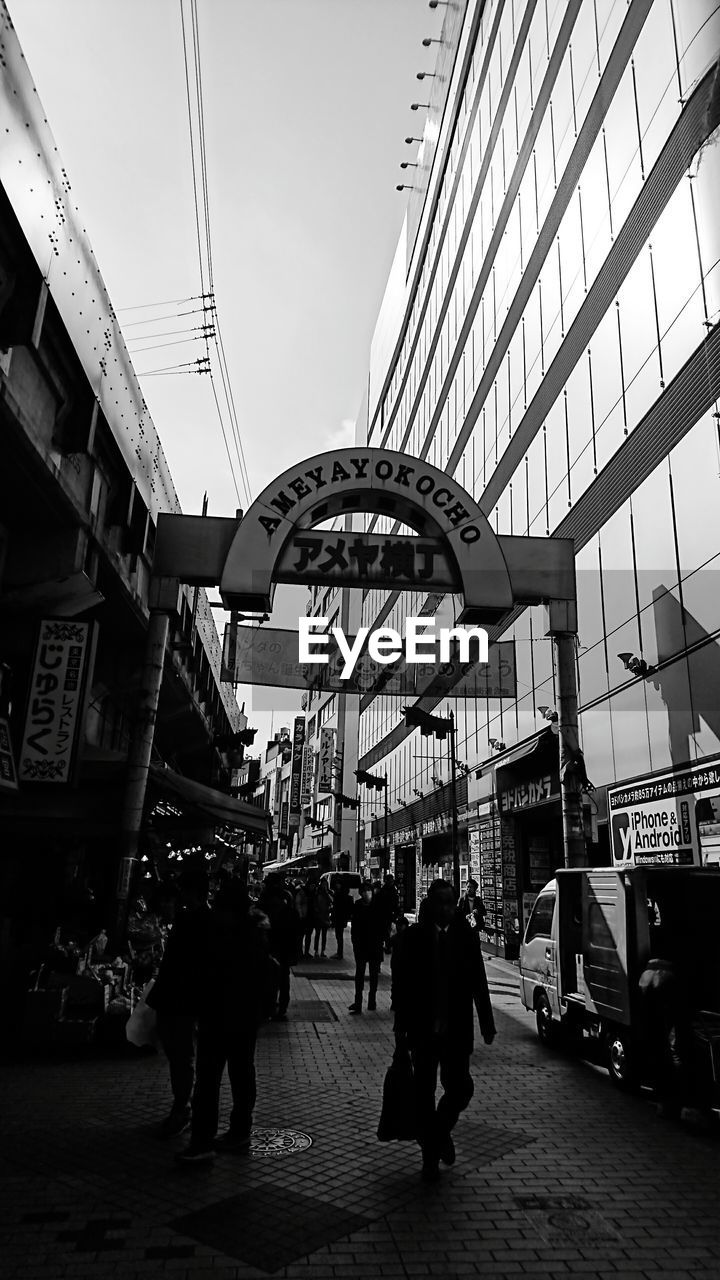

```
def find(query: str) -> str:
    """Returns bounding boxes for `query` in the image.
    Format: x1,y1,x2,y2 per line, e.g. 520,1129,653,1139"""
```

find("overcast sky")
10,0,438,740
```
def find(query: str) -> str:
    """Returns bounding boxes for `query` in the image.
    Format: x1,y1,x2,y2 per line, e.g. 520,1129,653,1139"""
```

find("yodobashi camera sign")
606,760,720,867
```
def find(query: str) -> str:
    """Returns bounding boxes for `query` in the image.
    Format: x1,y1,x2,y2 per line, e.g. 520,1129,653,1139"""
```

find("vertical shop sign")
288,715,305,829
317,726,334,794
280,800,289,837
300,743,313,806
0,717,19,792
19,620,96,783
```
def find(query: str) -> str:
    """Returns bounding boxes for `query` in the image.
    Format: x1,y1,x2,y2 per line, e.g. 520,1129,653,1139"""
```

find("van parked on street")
519,865,720,1106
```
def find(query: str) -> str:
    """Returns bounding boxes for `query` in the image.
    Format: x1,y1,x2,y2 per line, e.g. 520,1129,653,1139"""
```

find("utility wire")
117,293,208,311
122,304,209,328
177,0,253,509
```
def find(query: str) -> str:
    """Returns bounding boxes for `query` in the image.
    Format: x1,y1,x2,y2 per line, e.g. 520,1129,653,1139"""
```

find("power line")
117,293,208,312
127,324,215,345
122,304,210,328
176,0,252,509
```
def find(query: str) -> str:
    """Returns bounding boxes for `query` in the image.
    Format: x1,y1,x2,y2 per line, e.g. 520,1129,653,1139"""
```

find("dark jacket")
332,887,352,929
146,905,212,1016
377,882,401,928
198,908,273,1030
391,917,496,1054
257,891,300,966
350,897,385,959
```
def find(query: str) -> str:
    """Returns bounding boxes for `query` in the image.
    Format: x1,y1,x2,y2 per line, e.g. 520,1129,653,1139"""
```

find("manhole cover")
250,1127,312,1157
514,1194,620,1243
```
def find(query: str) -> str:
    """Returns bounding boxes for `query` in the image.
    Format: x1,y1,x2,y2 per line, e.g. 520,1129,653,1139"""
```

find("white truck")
519,865,720,1101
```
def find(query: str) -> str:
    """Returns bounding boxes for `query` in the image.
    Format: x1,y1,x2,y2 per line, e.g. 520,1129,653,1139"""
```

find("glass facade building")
350,0,720,939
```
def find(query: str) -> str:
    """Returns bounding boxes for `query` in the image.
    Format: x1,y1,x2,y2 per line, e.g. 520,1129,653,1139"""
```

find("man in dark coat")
175,880,272,1164
146,868,211,1137
377,872,401,951
391,878,496,1181
349,880,385,1013
458,878,487,933
331,881,352,959
258,874,299,1020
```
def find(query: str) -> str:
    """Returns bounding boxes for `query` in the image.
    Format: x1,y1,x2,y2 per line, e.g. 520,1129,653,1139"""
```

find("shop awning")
148,764,271,836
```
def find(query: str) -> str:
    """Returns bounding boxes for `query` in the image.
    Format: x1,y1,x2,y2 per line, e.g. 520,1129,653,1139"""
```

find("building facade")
348,0,720,951
0,6,249,951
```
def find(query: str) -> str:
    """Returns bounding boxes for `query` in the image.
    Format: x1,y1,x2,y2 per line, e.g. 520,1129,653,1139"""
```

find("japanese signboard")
300,743,314,807
275,531,460,591
317,726,334,794
19,620,96,784
0,716,18,792
222,622,516,698
607,759,720,867
288,716,305,830
499,773,558,813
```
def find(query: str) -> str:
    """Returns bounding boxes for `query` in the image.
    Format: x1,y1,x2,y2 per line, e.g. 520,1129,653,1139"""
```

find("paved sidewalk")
0,945,718,1279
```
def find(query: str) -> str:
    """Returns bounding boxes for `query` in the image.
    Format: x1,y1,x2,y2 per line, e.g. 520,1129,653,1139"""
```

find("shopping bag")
125,982,158,1048
377,1041,417,1141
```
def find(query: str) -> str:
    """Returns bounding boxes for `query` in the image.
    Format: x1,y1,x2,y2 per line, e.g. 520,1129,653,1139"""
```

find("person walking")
331,881,352,959
313,880,332,958
458,878,487,933
391,879,496,1182
302,880,317,959
348,881,385,1014
175,880,272,1165
146,868,211,1138
377,872,401,952
257,874,299,1021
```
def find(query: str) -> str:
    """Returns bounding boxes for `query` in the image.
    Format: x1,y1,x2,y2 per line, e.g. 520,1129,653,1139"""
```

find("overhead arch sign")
219,448,514,623
154,445,576,638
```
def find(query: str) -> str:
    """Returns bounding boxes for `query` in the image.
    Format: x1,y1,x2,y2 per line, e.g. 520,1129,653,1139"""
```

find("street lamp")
410,102,431,111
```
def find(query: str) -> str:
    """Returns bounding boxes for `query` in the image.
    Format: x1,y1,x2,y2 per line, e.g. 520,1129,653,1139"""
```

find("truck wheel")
605,1027,640,1090
535,993,558,1047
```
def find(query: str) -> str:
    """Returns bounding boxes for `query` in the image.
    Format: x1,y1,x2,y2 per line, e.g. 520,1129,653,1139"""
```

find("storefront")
467,728,563,960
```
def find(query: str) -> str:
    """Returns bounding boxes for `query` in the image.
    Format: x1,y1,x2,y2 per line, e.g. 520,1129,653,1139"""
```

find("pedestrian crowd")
145,864,496,1179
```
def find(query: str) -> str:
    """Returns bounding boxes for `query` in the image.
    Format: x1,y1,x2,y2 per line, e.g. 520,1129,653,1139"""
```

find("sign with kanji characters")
288,716,305,830
0,716,18,792
275,532,459,591
222,622,516,698
300,743,314,806
317,726,334,794
18,619,96,784
607,759,720,867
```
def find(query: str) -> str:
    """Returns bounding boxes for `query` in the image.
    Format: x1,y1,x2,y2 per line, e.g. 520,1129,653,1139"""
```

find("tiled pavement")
1,945,719,1280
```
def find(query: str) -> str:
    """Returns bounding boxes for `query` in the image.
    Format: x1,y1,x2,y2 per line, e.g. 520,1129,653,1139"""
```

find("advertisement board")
608,757,720,867
18,619,96,783
288,716,305,829
317,726,335,794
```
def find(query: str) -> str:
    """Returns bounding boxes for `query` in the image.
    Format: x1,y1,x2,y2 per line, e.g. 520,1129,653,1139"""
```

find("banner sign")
19,619,95,783
607,759,720,867
288,715,306,829
274,531,459,591
222,623,516,698
318,726,334,794
0,716,19,792
300,743,314,806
